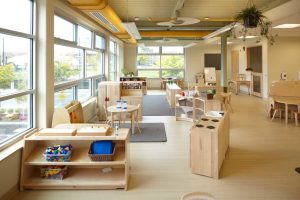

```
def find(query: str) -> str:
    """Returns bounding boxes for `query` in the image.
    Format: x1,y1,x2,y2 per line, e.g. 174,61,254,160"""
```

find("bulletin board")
204,67,216,82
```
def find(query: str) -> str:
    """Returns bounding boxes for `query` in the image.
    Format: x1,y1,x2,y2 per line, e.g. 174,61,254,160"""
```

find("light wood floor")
13,93,300,200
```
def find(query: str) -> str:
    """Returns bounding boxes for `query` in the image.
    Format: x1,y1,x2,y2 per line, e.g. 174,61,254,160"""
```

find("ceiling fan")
155,38,179,43
157,0,200,27
157,15,200,26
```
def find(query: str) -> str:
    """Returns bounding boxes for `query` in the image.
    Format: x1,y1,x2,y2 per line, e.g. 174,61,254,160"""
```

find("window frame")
0,0,35,148
109,40,118,81
137,46,185,79
53,15,106,107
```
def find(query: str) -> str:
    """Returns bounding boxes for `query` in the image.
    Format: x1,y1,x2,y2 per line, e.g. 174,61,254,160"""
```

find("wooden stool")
181,192,215,200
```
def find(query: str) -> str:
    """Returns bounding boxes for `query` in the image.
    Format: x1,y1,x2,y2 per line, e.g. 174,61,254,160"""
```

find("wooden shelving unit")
175,95,222,121
121,81,143,96
20,128,130,190
120,77,147,95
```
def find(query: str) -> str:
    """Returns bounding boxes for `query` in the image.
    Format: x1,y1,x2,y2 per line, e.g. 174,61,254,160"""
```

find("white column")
36,0,54,128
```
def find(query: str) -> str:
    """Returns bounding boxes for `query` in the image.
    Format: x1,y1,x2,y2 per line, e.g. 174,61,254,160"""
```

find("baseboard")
0,184,19,200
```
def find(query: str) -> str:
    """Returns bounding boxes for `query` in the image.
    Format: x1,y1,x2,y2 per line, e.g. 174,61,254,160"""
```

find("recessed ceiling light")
273,24,300,29
238,35,257,39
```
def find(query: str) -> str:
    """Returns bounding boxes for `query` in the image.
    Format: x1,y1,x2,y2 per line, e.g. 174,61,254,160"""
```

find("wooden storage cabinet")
20,129,130,190
190,112,229,179
166,83,181,108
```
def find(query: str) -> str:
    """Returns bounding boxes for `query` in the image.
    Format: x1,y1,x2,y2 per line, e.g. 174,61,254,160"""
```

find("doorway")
247,46,263,97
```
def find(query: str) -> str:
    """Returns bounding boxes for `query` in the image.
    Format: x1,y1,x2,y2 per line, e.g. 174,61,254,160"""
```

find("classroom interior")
0,0,300,200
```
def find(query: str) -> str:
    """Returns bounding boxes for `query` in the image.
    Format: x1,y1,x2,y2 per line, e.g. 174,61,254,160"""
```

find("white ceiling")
108,0,290,21
108,0,300,39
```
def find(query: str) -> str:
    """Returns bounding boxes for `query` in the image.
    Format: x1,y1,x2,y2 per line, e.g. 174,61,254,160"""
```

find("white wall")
268,37,300,83
230,39,269,98
0,150,21,200
230,37,300,98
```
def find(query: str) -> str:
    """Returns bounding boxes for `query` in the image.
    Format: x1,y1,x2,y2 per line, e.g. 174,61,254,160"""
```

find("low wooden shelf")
175,95,222,121
20,127,130,190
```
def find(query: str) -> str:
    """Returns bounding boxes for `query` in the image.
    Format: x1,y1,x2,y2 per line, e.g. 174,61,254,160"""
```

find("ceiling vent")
90,11,120,32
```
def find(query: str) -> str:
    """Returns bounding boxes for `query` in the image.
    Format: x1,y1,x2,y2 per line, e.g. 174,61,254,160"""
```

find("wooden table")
273,97,300,124
107,104,138,134
228,80,251,95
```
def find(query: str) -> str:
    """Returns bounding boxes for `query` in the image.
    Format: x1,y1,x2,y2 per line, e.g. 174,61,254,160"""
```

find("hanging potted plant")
233,0,276,45
235,5,266,28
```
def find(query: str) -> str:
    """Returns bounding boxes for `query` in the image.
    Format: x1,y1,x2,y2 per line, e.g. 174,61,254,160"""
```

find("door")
231,50,239,80
251,72,263,97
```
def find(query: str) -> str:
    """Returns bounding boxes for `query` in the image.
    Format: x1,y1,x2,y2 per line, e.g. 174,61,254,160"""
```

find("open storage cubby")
121,81,144,96
20,128,130,190
120,77,147,95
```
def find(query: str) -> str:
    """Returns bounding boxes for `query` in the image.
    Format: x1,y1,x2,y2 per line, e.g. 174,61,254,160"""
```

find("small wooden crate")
88,144,115,161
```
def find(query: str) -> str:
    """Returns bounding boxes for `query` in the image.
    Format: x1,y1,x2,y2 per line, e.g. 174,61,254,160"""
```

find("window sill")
0,140,23,162
0,128,37,162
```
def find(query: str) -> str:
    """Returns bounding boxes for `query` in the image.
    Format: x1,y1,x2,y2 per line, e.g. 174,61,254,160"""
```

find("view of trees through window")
54,45,83,84
137,46,184,78
0,0,33,144
54,16,105,108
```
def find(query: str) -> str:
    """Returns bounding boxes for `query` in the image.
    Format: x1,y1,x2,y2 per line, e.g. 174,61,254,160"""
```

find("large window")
54,16,75,41
109,40,118,81
137,46,185,79
54,45,83,84
54,16,105,108
0,0,34,145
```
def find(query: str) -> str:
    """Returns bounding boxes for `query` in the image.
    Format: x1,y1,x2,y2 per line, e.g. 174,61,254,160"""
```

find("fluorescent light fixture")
184,42,198,48
218,41,233,44
273,24,300,29
238,35,257,39
203,22,240,40
121,22,141,40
